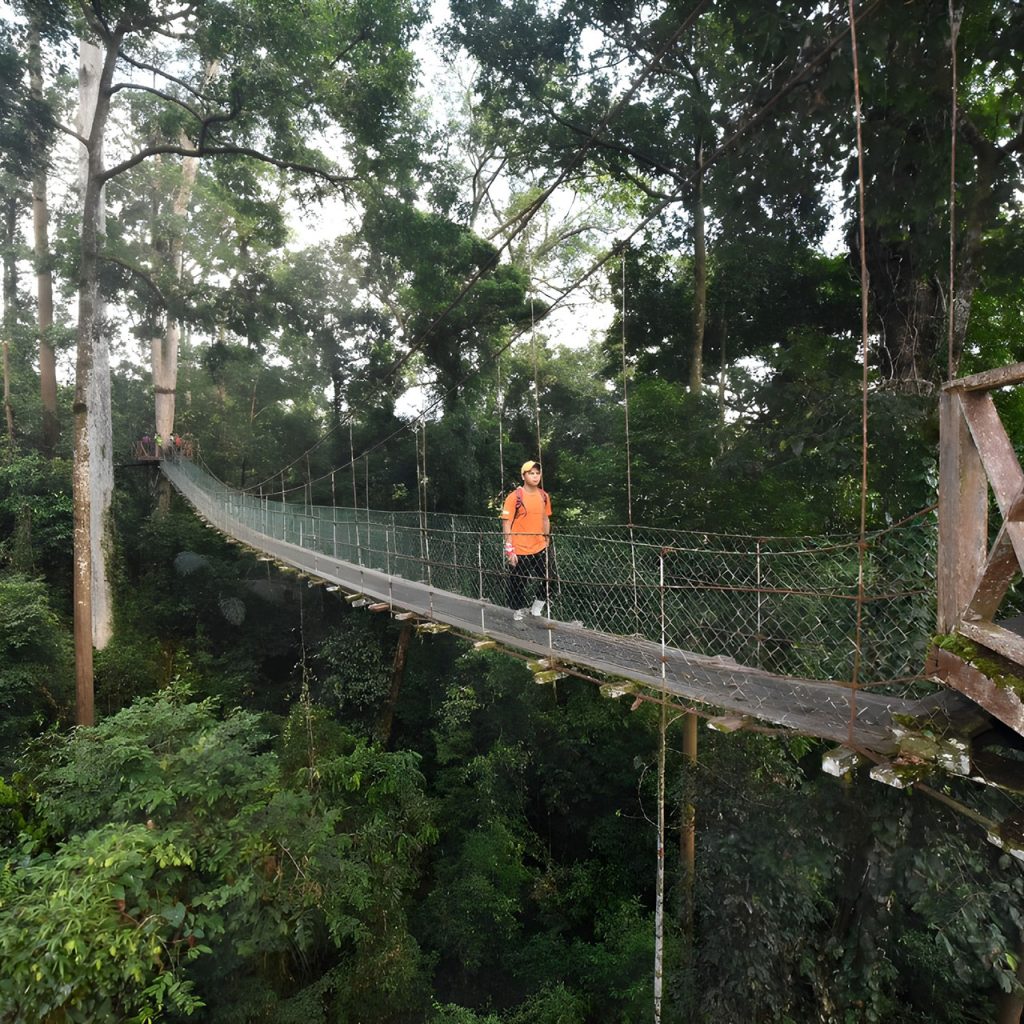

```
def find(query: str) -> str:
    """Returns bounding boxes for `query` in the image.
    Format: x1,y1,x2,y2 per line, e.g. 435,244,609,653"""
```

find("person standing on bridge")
501,460,552,621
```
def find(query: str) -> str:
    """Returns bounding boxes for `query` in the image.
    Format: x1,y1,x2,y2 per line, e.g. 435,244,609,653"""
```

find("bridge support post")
681,709,698,988
938,389,987,631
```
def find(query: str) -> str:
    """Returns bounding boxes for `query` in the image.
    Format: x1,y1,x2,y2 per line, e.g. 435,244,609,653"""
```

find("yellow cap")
521,460,541,475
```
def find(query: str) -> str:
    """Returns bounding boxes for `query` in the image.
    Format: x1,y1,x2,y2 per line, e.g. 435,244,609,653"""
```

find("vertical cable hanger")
497,350,506,499
349,418,361,558
846,0,872,745
947,0,962,383
621,253,635,527
530,261,544,466
621,251,640,630
417,420,433,586
349,420,358,510
529,255,553,627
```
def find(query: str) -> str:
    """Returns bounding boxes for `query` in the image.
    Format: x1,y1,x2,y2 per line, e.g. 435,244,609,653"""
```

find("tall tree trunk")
73,35,118,724
689,144,706,396
680,711,697,935
653,699,667,1024
3,340,14,444
28,21,58,454
153,130,199,442
377,620,414,744
2,196,17,445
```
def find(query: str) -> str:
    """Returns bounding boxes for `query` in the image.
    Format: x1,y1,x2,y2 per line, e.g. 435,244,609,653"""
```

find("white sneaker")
530,600,546,617
513,608,525,621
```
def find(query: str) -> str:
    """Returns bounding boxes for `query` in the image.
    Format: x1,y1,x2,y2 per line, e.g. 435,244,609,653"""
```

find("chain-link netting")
168,457,935,686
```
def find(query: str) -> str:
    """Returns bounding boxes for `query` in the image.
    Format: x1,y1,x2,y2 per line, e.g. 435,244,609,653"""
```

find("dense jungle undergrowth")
1,456,1023,1023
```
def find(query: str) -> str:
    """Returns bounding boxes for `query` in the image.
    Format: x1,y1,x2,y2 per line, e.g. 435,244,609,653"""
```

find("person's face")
524,467,542,485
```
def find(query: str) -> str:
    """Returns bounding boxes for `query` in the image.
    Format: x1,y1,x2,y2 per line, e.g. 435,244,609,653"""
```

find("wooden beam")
971,750,1024,794
937,391,988,630
957,620,1024,676
960,392,1024,520
964,525,1020,622
927,645,1024,737
945,362,1024,393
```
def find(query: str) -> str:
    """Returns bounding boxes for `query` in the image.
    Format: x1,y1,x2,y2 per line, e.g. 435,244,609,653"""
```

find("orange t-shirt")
501,487,552,555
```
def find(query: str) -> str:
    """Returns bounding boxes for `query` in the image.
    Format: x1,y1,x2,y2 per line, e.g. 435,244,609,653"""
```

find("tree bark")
73,34,120,724
680,710,697,937
377,620,414,744
2,340,14,444
152,129,200,443
28,21,58,454
1,196,16,444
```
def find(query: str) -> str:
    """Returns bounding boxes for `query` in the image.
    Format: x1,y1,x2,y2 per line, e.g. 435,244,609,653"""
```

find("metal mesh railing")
168,458,935,685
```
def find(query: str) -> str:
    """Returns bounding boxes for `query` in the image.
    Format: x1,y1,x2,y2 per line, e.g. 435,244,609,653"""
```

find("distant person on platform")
501,460,552,621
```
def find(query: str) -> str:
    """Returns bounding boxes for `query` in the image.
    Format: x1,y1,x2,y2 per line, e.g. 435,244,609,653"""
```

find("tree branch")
55,120,89,147
107,81,203,122
541,101,689,187
959,115,1003,164
116,52,211,104
100,253,168,307
99,142,356,187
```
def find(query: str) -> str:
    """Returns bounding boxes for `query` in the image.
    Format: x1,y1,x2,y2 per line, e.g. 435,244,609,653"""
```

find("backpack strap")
511,487,525,523
511,486,547,524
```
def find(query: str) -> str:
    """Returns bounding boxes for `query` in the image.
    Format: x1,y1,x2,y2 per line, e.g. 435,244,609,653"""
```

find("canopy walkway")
161,457,946,755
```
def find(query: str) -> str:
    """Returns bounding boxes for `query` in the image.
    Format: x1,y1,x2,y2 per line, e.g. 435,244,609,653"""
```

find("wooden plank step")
927,645,1024,737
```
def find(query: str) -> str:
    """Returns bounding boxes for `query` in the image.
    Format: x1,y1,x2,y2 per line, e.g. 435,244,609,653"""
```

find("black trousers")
506,550,550,609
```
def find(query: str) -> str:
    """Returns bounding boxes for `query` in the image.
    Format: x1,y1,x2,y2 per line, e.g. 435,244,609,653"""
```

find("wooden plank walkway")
164,461,936,755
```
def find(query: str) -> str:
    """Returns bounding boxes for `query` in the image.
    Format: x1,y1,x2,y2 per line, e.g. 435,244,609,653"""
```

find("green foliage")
0,823,207,1023
314,614,394,721
0,452,73,583
0,690,435,1023
0,573,70,758
0,18,56,180
13,1,1024,1019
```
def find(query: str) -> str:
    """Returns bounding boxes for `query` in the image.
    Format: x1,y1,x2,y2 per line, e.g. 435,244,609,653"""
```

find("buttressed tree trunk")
73,34,118,725
28,21,58,454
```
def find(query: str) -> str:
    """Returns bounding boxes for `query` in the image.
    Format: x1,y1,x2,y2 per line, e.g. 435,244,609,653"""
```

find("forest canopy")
1,0,1024,1021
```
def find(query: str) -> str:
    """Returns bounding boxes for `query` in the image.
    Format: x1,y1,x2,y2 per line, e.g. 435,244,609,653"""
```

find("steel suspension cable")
947,1,963,383
620,253,640,630
379,0,715,387
497,351,506,498
847,0,872,743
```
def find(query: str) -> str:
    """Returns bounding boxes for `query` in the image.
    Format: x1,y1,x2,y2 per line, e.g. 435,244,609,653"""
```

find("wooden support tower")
935,362,1024,739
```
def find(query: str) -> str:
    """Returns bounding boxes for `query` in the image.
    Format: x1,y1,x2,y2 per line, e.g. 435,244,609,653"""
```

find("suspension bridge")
146,364,1024,860
150,365,1024,824
159,455,944,753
